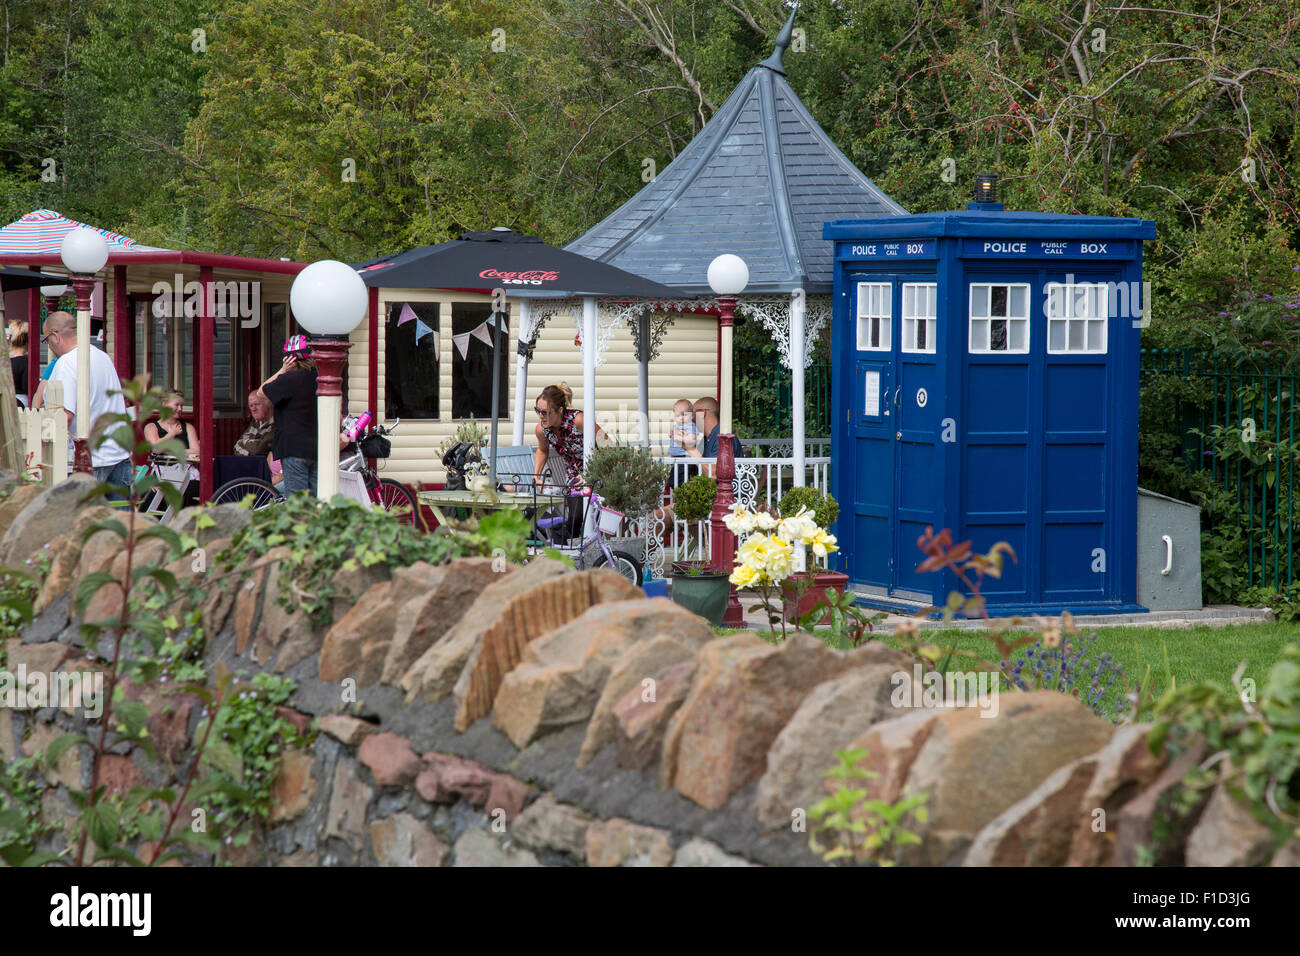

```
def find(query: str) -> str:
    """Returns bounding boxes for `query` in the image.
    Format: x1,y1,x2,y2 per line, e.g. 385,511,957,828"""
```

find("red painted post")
198,266,215,502
367,286,378,418
710,433,746,626
26,283,39,393
112,265,130,381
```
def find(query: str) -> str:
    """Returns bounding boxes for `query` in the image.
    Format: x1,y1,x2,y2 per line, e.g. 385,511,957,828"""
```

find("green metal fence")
1140,348,1299,591
734,347,832,438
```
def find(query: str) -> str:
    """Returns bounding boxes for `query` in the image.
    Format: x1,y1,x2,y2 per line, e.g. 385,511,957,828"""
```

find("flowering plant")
725,502,838,641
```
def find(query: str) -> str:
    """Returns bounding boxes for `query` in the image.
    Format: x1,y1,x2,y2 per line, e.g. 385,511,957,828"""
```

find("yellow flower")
810,529,839,558
765,536,796,582
730,563,758,588
737,533,770,567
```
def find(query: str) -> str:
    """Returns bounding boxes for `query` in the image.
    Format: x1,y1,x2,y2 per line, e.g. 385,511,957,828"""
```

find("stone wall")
1,477,1295,866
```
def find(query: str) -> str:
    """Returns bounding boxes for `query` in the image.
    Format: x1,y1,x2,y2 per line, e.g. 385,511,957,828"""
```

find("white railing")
15,381,67,488
630,446,832,579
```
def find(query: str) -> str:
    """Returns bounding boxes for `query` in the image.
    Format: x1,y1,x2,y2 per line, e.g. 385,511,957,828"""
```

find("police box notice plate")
961,239,1131,258
844,240,936,259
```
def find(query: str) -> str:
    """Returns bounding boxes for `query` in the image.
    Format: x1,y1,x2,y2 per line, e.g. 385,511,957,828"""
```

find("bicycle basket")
358,433,392,458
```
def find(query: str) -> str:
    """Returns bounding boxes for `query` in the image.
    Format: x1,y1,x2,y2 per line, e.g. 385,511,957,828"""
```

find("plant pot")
670,572,731,626
781,570,850,622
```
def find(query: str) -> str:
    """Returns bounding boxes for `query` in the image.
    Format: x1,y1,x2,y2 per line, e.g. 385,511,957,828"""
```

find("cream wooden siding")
357,290,717,486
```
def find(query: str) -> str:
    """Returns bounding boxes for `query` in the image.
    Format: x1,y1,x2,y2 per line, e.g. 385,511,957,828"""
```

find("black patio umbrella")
0,265,68,292
352,228,684,299
353,229,691,483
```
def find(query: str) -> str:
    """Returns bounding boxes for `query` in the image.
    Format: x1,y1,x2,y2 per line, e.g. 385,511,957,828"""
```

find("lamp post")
707,254,749,627
59,229,108,473
289,260,368,500
40,282,68,317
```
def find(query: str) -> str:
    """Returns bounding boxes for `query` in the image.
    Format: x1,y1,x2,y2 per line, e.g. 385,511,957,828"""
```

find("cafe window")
385,301,440,419
451,303,508,420
132,294,239,412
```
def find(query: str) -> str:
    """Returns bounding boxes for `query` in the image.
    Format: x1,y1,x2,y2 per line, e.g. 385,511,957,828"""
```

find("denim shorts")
281,457,318,497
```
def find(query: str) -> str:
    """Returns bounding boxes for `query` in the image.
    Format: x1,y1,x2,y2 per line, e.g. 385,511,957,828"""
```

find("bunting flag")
453,332,472,360
470,322,494,347
414,318,435,353
397,302,418,326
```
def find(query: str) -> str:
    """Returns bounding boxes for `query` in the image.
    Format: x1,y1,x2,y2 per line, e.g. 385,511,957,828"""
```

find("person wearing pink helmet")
256,335,318,495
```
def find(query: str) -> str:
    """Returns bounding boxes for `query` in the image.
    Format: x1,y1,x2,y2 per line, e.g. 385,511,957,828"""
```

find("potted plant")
671,473,716,547
776,487,849,621
668,559,731,625
583,443,671,562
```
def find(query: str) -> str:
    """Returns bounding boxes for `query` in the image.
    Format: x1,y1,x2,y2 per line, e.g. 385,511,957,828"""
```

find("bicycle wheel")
209,477,284,510
592,548,642,587
374,477,418,526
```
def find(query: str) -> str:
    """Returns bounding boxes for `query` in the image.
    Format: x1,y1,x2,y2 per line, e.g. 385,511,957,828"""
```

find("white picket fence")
14,381,68,488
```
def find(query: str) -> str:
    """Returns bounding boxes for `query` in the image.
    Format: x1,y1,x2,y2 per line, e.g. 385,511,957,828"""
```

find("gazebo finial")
758,3,799,76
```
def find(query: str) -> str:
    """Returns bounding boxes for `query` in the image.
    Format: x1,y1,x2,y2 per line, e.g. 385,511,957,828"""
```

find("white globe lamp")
288,261,369,499
58,228,110,446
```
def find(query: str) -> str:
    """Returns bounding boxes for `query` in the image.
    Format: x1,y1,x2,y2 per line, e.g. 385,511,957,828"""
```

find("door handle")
894,387,901,408
1161,535,1173,575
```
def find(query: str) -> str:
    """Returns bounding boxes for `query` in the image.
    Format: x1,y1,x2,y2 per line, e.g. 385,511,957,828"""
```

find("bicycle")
208,418,418,525
528,482,643,586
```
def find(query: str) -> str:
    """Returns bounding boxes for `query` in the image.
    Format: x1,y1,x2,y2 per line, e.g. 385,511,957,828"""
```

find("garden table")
417,488,568,533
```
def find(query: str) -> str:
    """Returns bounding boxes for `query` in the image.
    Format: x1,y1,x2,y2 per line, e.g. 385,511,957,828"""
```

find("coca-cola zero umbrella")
353,228,683,299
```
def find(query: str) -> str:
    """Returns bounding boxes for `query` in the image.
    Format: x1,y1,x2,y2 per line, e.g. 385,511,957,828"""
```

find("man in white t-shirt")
42,311,132,487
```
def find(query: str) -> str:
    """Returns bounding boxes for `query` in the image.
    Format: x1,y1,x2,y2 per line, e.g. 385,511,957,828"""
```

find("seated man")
684,396,746,476
234,390,274,456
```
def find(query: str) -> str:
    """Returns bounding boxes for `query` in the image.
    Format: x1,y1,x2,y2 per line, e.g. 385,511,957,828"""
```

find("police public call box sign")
824,206,1156,616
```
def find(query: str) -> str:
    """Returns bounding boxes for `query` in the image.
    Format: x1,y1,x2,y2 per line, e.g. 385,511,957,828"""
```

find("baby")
667,399,699,457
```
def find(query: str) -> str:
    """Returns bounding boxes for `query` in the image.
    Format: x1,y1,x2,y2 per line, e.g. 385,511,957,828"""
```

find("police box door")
849,276,942,597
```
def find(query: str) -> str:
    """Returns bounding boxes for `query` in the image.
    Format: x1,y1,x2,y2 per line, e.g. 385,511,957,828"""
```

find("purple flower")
1263,294,1273,300
1219,312,1230,317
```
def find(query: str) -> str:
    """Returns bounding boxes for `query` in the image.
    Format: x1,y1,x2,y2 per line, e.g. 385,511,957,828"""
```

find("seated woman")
144,389,200,505
532,382,608,539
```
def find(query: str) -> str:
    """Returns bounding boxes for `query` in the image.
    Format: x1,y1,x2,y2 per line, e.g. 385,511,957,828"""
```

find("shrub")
672,474,716,523
584,443,670,517
1002,631,1130,724
778,487,839,528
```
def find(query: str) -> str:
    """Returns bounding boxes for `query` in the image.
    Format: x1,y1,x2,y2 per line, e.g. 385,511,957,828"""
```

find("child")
667,399,698,457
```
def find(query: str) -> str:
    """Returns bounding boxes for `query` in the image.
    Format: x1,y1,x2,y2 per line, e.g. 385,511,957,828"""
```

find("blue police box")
824,199,1156,614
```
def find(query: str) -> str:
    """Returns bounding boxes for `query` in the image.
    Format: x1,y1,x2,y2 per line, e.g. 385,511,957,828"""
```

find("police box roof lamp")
970,173,1003,212
973,174,997,203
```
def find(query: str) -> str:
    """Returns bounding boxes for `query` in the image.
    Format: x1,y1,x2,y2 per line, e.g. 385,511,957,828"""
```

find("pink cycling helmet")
283,334,309,356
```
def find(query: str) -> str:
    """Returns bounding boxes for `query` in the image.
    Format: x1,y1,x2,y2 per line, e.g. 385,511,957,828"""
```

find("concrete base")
737,592,1275,633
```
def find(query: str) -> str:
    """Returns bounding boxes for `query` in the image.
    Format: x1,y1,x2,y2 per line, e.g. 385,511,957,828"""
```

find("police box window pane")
451,303,508,419
856,283,891,351
902,282,937,354
385,301,439,420
970,283,1028,354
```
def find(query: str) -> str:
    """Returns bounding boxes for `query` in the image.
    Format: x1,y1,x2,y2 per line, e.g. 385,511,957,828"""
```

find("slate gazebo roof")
566,9,905,295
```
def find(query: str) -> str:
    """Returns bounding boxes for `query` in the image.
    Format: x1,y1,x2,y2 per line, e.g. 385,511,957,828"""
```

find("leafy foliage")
218,493,526,629
777,487,838,529
808,747,929,866
671,474,716,523
1149,645,1300,849
583,443,670,519
201,673,312,840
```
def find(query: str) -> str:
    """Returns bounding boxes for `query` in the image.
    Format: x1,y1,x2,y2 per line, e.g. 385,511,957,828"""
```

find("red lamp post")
706,253,750,628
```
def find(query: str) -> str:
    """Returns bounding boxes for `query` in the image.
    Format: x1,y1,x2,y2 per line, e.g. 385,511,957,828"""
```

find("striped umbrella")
0,209,144,255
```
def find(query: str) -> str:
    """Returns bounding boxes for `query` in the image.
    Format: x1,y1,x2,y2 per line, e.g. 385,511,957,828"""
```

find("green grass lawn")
713,621,1298,715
